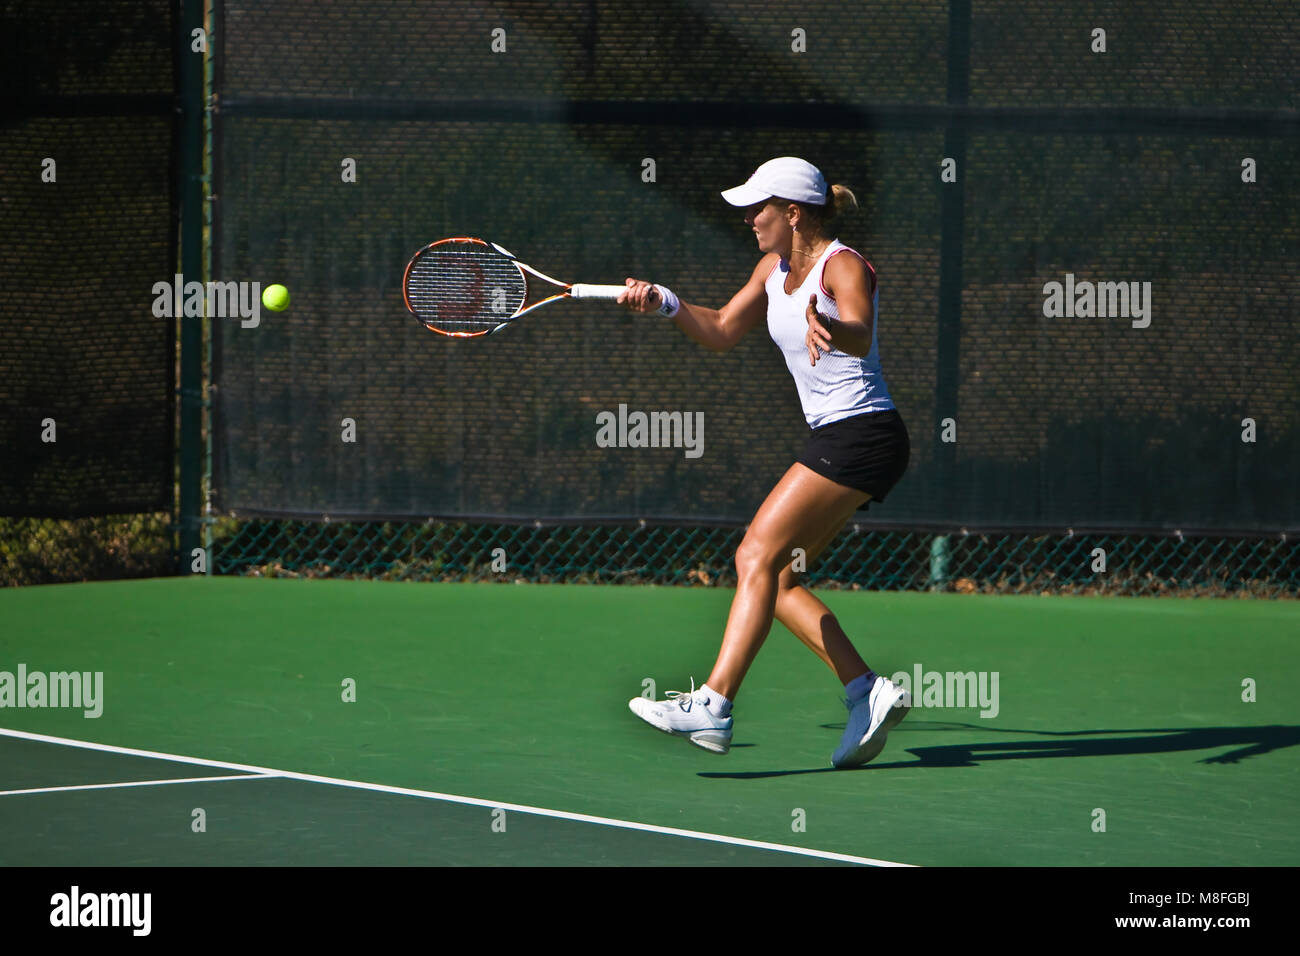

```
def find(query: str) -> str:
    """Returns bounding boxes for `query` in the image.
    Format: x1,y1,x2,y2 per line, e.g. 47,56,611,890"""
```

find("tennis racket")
403,236,628,337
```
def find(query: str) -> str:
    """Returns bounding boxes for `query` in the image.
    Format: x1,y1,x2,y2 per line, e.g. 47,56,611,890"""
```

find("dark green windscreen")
212,1,1298,530
0,1,176,517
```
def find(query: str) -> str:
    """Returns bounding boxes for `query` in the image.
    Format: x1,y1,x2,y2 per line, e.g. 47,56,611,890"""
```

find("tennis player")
618,157,911,768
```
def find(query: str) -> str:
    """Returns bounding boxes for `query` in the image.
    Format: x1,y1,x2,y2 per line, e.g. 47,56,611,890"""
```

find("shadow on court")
698,722,1300,778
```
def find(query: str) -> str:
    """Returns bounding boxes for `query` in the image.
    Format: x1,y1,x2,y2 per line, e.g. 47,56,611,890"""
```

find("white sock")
700,684,732,718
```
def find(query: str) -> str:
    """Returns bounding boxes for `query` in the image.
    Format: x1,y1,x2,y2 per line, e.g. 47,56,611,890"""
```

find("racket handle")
569,284,627,299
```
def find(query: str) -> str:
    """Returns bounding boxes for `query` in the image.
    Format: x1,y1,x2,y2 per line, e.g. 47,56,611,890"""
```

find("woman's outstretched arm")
616,252,778,352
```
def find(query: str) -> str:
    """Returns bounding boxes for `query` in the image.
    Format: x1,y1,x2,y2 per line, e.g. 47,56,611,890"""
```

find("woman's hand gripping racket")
404,237,642,337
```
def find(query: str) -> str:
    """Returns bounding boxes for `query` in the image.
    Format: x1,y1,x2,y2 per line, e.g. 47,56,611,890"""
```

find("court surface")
1,578,1296,866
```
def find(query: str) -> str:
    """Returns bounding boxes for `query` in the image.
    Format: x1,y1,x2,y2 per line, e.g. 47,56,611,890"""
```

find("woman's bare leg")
772,502,872,684
704,464,868,700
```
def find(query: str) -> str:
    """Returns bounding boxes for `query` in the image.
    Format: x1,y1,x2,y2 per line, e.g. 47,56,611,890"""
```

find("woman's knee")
734,534,785,581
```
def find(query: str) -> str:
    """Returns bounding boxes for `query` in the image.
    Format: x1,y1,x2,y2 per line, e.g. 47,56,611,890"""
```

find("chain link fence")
7,2,1296,599
209,519,1299,598
4,515,1294,596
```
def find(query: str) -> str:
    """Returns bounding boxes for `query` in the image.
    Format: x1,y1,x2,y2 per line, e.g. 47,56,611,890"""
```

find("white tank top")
764,239,895,428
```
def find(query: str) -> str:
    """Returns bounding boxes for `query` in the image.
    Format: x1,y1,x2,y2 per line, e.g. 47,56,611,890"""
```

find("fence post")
176,0,205,574
936,0,970,516
929,534,951,590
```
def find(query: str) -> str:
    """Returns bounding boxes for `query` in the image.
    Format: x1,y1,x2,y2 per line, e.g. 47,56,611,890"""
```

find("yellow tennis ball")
262,284,290,312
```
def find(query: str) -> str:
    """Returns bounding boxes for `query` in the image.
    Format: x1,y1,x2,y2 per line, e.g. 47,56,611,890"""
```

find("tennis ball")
262,284,290,312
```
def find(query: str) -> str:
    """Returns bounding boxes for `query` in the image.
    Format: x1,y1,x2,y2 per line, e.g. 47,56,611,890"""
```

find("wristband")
652,284,680,318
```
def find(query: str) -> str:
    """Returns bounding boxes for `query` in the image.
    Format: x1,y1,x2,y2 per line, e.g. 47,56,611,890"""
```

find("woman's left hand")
805,294,834,365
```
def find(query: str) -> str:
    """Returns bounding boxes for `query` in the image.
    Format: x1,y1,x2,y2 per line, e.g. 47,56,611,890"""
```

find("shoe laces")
665,678,700,713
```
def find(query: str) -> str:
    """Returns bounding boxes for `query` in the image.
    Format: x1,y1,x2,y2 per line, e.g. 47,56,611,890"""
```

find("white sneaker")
628,679,733,754
831,676,911,768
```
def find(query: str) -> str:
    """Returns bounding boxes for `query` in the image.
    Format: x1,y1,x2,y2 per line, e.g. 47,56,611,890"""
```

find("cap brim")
720,183,771,207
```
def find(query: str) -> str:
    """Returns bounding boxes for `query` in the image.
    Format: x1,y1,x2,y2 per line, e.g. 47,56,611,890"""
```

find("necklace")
791,239,829,259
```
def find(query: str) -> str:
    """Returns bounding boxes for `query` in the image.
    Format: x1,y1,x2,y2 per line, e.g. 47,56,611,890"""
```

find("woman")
619,157,911,769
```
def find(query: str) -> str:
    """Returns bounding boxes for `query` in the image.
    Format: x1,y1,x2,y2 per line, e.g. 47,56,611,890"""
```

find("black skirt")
796,408,910,508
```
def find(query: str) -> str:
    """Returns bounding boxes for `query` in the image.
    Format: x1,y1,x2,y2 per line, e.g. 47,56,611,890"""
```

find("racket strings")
406,245,527,332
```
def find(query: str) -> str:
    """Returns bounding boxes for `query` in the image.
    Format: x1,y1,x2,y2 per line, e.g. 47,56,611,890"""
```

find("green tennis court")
2,577,1295,866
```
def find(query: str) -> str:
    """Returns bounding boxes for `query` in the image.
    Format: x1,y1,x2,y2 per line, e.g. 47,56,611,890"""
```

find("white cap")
721,156,828,207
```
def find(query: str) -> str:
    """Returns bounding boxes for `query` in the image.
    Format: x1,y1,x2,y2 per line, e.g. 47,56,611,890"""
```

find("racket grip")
568,284,627,299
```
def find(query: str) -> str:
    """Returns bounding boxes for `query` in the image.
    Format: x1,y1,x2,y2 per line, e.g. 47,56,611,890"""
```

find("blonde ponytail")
799,183,858,231
828,184,859,220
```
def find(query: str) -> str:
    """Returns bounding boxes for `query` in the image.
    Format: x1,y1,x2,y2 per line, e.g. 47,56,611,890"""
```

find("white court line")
0,773,278,797
0,727,913,867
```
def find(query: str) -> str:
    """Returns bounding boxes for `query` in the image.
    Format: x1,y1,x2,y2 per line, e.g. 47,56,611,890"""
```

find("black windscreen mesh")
212,0,1298,531
0,1,175,517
